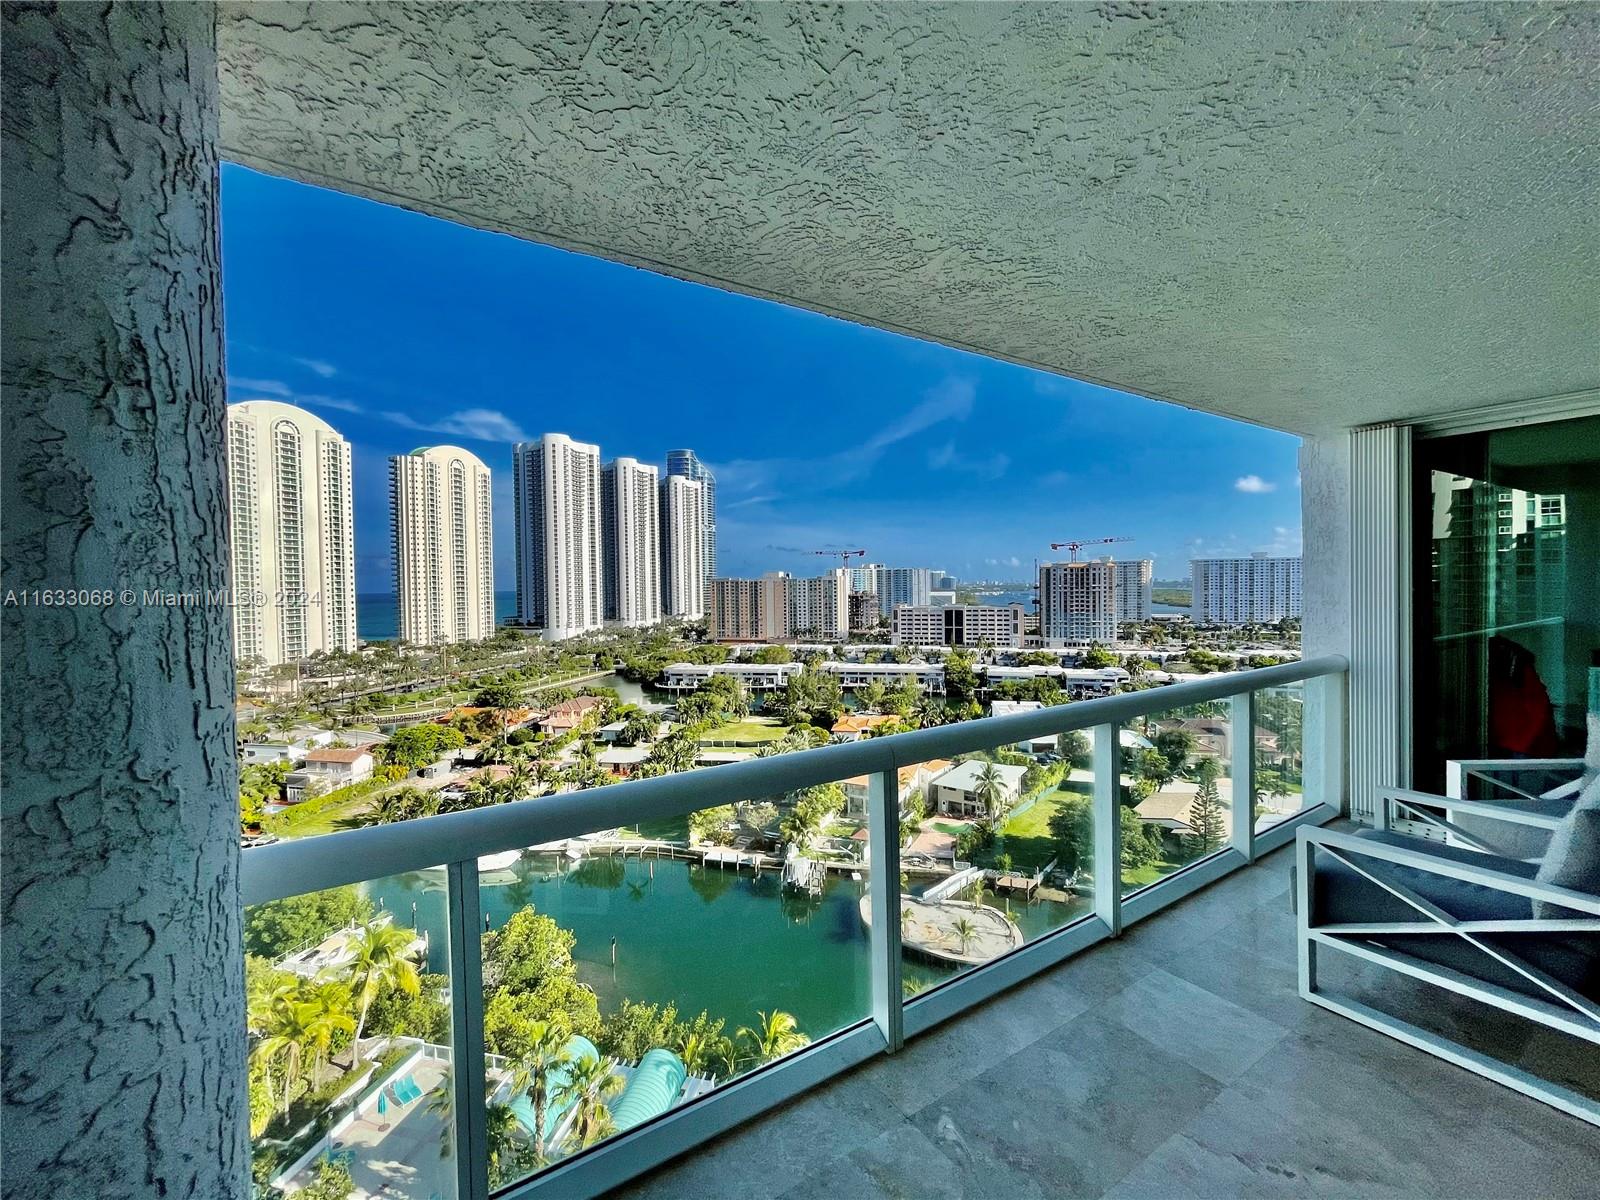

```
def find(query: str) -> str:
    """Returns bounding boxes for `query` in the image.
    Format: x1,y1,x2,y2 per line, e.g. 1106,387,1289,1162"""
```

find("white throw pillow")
1533,769,1600,920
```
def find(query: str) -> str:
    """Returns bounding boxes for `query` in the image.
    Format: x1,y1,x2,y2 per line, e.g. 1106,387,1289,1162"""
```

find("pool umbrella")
376,1089,389,1130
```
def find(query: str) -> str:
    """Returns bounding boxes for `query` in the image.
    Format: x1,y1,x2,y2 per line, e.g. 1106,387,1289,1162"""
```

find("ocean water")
357,590,519,641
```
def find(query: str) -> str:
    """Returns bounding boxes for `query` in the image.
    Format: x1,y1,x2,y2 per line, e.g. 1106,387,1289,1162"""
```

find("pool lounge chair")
393,1074,423,1105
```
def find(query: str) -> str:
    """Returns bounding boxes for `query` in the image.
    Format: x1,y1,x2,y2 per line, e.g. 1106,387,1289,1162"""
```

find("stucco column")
2,5,244,1198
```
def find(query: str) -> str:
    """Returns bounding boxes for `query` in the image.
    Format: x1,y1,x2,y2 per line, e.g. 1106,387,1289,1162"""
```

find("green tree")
482,908,603,1039
557,1052,624,1150
618,708,658,747
1056,730,1091,767
597,1000,679,1063
244,888,374,960
736,1010,810,1066
1187,757,1228,854
382,723,467,770
1047,795,1093,873
974,762,1008,823
344,921,421,1049
943,649,980,700
1080,643,1116,669
296,1158,355,1200
1152,729,1196,780
952,916,978,955
507,1017,575,1166
688,805,737,846
250,983,317,1115
365,972,451,1043
474,682,520,710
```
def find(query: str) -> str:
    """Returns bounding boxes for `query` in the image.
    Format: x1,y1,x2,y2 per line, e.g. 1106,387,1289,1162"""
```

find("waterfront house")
302,747,375,784
540,696,607,736
841,760,952,820
927,760,1029,822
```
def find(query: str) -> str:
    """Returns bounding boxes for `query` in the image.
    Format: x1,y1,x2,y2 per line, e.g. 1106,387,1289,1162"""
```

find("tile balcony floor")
613,831,1599,1199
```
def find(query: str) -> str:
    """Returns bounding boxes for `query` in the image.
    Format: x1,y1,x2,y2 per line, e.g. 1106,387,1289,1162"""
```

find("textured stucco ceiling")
217,2,1599,434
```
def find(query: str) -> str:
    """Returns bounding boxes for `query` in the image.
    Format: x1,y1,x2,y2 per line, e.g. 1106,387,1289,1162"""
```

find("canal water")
364,854,1086,1042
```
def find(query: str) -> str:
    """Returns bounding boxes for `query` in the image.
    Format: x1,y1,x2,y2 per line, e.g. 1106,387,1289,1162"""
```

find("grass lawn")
273,793,379,838
977,776,1090,874
698,717,789,745
1120,861,1180,890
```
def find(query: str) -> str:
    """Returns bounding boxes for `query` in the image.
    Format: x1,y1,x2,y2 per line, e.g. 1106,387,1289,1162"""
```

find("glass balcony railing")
240,656,1345,1200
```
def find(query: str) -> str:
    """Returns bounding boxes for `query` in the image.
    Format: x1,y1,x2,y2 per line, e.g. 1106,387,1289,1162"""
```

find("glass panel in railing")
1120,701,1236,896
475,793,872,1188
245,873,456,1199
897,736,1096,997
1253,682,1311,834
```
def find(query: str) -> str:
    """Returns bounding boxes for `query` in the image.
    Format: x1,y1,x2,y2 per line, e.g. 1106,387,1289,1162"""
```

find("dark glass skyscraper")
665,448,717,579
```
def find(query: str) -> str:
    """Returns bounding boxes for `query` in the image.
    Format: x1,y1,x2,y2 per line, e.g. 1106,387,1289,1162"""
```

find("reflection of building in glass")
1429,474,1567,640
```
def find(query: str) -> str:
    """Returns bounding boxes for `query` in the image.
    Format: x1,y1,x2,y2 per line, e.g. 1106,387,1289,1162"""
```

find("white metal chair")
1296,824,1600,1125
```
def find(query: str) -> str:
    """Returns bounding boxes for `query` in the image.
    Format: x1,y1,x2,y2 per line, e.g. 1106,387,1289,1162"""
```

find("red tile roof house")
540,696,607,736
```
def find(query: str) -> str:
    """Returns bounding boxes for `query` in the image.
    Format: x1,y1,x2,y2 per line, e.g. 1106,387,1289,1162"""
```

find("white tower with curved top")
390,444,495,645
226,400,357,665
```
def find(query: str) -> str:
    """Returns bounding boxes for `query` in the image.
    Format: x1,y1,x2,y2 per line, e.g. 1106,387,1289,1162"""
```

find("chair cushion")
1533,770,1600,920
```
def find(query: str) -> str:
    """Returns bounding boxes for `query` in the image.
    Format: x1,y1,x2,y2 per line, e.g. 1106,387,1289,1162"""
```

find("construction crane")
1048,536,1133,562
810,549,866,567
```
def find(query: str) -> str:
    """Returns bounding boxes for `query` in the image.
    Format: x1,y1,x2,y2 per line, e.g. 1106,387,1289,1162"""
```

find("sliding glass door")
1411,414,1600,790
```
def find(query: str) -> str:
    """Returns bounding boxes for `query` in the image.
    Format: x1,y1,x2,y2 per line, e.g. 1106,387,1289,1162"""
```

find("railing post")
867,767,904,1052
1092,723,1122,935
1309,670,1351,824
1230,691,1257,862
446,859,489,1200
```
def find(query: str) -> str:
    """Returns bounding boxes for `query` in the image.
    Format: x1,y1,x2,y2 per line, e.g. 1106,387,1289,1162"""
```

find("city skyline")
220,165,1304,595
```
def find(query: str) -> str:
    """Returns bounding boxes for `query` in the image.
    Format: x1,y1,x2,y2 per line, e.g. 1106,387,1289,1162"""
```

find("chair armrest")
1299,825,1600,916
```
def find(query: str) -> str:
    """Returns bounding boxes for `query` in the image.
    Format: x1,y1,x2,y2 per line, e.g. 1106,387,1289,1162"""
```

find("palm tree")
676,1030,731,1082
509,1020,574,1166
341,922,421,1052
974,762,1007,823
736,1010,810,1067
251,983,317,1114
952,916,978,955
298,979,356,1082
620,708,657,747
556,1053,623,1151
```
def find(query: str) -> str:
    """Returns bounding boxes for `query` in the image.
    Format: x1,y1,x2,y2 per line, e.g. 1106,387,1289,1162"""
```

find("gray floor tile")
910,1013,1224,1198
779,1120,965,1200
1097,966,1289,1083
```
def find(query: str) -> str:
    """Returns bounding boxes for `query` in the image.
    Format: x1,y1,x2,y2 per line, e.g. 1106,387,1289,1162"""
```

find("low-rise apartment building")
892,603,1025,648
984,664,1129,696
820,659,945,693
660,661,803,692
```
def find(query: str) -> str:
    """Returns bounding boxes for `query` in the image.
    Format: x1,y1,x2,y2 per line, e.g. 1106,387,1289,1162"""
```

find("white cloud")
712,374,977,497
383,407,530,443
297,394,366,415
295,357,338,378
928,441,1010,480
1234,475,1276,494
227,376,292,398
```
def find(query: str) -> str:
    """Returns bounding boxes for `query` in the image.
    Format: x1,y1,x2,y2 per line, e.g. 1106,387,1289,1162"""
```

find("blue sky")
221,164,1302,594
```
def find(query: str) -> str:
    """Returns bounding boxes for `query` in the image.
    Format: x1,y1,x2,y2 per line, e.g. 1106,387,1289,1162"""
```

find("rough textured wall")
217,2,1599,433
1,5,245,1197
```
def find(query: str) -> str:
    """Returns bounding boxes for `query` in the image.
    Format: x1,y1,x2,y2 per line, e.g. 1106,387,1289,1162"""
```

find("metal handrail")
242,655,1344,905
